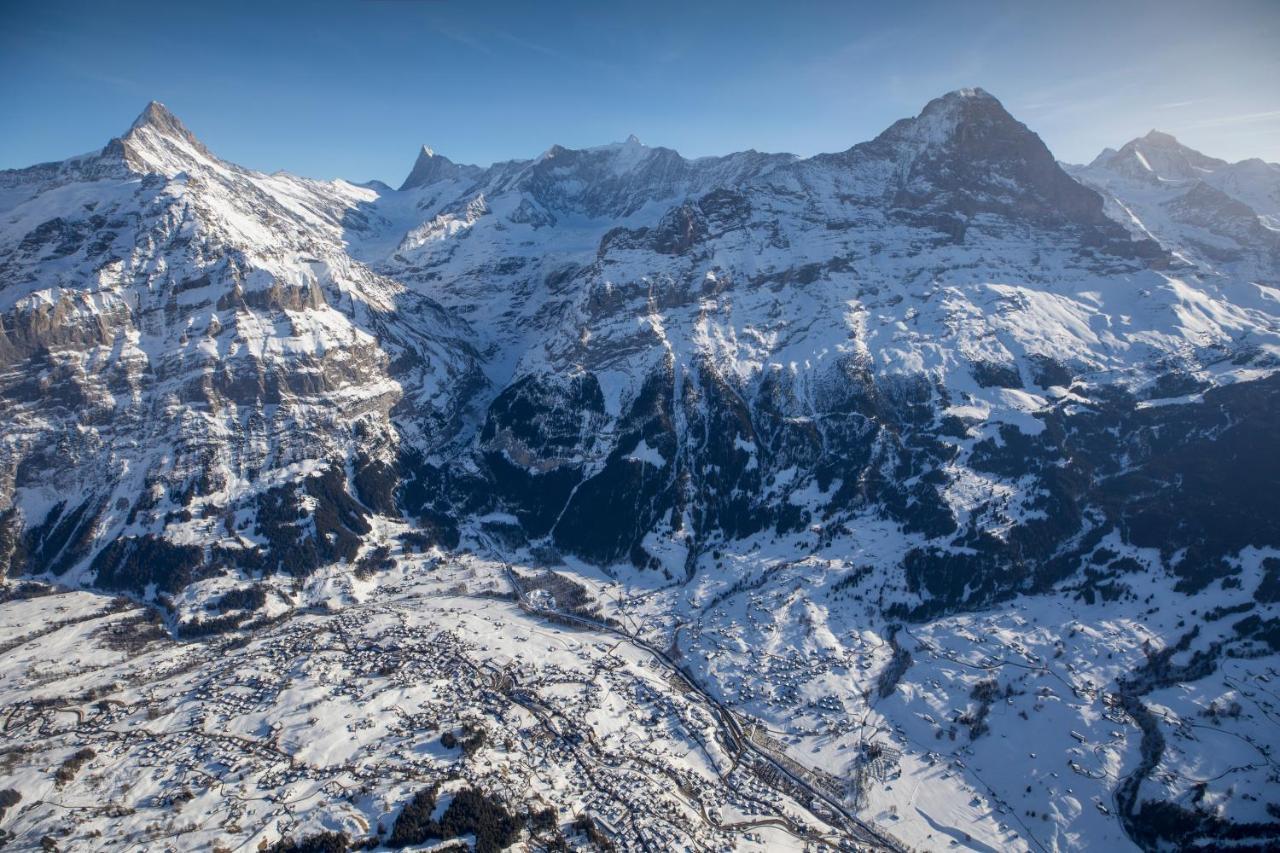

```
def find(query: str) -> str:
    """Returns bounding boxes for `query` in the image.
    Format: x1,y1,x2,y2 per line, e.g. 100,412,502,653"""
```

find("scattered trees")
54,748,95,785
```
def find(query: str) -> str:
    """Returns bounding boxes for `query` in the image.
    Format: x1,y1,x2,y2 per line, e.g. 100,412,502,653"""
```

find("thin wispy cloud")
434,25,494,57
497,31,568,61
1180,109,1280,129
495,31,625,76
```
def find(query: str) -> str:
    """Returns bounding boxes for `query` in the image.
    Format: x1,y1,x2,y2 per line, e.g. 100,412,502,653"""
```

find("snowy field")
3,528,1276,852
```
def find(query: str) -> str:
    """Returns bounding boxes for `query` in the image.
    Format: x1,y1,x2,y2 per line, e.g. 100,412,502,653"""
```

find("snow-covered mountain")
1069,129,1280,276
2,89,1280,851
0,102,486,595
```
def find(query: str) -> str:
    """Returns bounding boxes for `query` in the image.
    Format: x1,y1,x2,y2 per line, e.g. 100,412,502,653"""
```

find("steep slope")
0,103,484,608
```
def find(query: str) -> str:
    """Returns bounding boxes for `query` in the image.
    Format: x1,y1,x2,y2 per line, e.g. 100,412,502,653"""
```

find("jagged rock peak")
113,100,216,175
844,87,1135,235
918,86,1020,133
862,86,1033,156
130,101,186,134
399,144,477,191
125,101,209,151
542,134,654,162
862,86,1041,164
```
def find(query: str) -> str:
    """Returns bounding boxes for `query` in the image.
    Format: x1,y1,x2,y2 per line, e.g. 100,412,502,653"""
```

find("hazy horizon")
3,0,1279,184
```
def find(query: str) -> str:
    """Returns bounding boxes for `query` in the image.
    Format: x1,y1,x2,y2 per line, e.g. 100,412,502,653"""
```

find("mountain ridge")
5,87,1274,593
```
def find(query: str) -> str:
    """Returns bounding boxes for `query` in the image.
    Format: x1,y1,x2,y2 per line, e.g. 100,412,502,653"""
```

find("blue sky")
3,0,1278,182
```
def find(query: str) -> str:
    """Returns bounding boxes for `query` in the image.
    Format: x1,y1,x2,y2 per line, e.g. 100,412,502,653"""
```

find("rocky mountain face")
3,89,1280,849
0,103,485,597
4,88,1278,602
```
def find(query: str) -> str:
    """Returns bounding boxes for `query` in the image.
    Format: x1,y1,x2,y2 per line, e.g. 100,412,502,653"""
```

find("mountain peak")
898,86,1021,146
857,87,1028,162
1088,146,1120,168
945,86,996,102
850,87,1127,233
927,86,1003,116
124,101,207,152
399,145,478,191
1090,129,1228,180
106,100,219,177
1141,129,1182,147
131,101,181,131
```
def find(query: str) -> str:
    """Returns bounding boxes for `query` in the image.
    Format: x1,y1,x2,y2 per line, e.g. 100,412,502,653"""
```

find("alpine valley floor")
2,516,1277,851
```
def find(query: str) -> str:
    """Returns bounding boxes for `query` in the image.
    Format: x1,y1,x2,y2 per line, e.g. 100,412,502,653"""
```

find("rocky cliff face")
0,103,485,595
